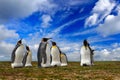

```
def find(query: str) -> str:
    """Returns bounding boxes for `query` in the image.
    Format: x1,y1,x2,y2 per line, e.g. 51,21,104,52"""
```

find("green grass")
0,61,120,80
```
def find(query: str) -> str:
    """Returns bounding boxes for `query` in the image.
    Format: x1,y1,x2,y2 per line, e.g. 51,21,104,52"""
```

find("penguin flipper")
22,52,28,66
57,46,62,53
11,52,15,63
37,43,42,67
43,43,47,64
11,44,19,63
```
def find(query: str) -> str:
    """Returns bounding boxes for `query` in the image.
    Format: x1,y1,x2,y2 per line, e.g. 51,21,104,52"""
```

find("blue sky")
0,0,120,61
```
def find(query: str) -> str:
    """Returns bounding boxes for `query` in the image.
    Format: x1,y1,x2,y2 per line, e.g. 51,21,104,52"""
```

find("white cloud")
85,13,98,27
96,14,120,37
0,0,37,23
92,0,115,12
61,47,71,52
111,43,120,48
101,49,110,56
0,25,19,41
105,15,115,21
68,0,94,6
36,0,58,15
94,47,120,61
84,0,120,37
46,16,86,38
69,28,96,37
0,0,99,24
116,5,120,13
41,15,52,28
67,52,80,61
0,41,15,61
85,0,116,27
0,0,57,23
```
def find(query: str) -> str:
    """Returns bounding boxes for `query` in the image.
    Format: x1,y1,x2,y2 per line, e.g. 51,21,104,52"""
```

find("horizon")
0,0,120,61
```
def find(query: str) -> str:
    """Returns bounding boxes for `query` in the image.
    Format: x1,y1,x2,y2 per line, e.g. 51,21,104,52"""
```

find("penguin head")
83,39,89,47
51,41,56,46
26,46,30,51
17,39,22,45
42,38,52,42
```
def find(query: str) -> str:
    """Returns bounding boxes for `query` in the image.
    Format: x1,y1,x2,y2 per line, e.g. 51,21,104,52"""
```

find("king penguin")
51,41,61,67
80,39,92,66
60,53,68,66
11,40,25,68
23,46,32,67
37,38,51,67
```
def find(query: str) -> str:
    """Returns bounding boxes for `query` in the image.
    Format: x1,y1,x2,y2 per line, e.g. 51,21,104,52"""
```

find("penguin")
60,53,68,66
80,39,92,66
37,38,51,67
51,41,61,67
22,46,32,67
11,40,25,68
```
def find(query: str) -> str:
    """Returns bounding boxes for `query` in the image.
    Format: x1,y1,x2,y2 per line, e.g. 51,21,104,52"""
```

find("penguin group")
11,38,68,68
11,40,32,68
37,38,68,68
11,38,94,68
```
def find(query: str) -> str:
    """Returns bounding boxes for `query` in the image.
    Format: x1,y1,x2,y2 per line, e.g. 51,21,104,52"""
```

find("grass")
0,61,120,80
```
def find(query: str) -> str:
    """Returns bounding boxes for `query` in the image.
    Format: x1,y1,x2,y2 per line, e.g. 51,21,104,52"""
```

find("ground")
0,61,120,80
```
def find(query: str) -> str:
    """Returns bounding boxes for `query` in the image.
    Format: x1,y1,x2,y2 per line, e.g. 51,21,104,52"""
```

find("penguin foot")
25,64,32,67
83,64,87,66
41,64,51,68
61,63,67,66
11,63,23,68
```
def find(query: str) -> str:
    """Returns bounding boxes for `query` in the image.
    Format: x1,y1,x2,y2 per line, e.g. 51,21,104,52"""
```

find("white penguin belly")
25,51,32,67
51,47,61,66
45,44,51,66
61,54,67,66
80,46,91,66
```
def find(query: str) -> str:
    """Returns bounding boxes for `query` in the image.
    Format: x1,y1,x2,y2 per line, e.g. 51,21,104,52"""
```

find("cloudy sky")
0,0,120,61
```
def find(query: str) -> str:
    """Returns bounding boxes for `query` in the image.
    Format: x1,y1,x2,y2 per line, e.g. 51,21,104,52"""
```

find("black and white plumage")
11,40,25,68
51,41,61,66
37,38,51,67
11,40,22,63
80,40,92,66
23,46,32,67
88,43,94,65
89,49,94,65
60,53,68,66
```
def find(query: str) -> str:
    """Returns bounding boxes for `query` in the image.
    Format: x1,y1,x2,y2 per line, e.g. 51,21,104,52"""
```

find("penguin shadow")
81,64,95,67
11,66,33,69
11,66,24,69
51,65,58,68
